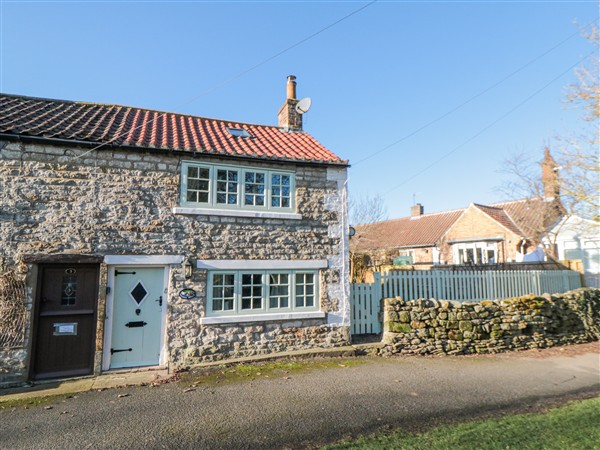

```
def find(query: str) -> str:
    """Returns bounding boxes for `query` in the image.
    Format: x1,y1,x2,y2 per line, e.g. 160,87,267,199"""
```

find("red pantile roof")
491,197,560,240
0,94,346,165
472,203,522,236
353,210,464,251
353,198,561,252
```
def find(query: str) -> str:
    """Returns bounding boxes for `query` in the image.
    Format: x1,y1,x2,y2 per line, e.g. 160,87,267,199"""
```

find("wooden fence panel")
392,269,582,303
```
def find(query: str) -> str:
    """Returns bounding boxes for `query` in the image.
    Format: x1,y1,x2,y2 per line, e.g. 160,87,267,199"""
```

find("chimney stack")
278,75,303,131
541,147,559,200
411,203,424,217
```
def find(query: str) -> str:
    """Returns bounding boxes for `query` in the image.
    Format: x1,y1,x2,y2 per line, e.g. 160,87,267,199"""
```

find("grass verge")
323,396,600,450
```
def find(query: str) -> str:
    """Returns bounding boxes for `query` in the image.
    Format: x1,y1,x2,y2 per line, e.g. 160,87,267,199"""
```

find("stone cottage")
0,76,351,385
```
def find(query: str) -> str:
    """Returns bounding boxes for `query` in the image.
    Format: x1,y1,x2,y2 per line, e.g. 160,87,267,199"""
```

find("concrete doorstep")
0,345,358,403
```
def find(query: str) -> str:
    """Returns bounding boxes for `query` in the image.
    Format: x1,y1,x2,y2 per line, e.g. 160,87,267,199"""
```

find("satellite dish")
295,97,312,114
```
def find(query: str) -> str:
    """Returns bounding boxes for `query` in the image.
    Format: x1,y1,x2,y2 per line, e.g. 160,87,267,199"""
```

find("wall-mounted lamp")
184,259,193,279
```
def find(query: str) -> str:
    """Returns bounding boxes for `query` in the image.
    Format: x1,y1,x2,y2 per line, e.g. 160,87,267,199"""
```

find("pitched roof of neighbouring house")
0,93,346,165
472,203,522,236
352,210,464,251
352,198,561,252
490,198,551,239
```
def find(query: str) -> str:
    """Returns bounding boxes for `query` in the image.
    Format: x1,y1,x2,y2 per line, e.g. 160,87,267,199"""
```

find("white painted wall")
547,216,600,287
325,167,350,327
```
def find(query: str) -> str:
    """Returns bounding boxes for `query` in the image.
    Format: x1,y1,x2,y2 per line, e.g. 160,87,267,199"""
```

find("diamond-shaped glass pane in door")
130,282,148,305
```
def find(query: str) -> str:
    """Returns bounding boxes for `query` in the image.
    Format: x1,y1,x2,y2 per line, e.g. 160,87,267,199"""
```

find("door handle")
111,348,132,354
156,296,163,307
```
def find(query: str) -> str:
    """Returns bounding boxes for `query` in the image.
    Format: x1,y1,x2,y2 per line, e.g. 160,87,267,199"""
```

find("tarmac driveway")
1,345,599,449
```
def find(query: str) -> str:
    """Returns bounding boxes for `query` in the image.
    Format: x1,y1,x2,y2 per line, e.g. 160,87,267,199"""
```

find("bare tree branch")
348,193,387,226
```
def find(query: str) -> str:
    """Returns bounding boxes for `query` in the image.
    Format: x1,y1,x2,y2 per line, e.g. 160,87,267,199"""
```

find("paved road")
1,349,599,449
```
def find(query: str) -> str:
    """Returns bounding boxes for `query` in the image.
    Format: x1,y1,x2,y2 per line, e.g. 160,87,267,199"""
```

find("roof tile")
353,210,463,251
0,94,346,165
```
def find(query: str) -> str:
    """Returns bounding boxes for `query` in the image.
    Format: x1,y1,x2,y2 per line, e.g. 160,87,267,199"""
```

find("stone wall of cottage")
181,318,350,366
0,140,350,384
381,288,600,356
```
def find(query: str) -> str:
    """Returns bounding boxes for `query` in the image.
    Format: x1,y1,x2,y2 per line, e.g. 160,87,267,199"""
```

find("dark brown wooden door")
32,264,99,380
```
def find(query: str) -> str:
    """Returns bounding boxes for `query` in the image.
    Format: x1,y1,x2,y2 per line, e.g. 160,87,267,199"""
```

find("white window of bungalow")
454,242,497,264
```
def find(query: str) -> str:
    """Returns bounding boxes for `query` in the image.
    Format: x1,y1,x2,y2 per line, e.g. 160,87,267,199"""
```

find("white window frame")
242,169,267,208
453,242,498,264
397,249,415,264
215,167,240,206
206,269,320,317
181,161,296,212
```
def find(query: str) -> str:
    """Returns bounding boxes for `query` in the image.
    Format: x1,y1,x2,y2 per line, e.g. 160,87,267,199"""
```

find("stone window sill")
172,207,302,220
200,311,326,325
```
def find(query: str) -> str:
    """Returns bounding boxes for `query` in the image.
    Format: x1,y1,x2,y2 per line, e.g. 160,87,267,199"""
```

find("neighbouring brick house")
0,76,351,386
351,152,564,277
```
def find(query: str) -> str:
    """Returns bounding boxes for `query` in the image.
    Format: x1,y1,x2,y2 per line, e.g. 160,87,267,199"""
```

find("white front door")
110,267,164,369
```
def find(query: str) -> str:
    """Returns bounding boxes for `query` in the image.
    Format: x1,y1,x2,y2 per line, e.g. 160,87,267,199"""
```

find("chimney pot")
286,75,297,100
278,75,302,131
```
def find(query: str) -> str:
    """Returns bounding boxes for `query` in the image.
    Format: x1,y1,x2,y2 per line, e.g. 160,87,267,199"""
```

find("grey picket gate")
350,269,582,336
350,282,381,335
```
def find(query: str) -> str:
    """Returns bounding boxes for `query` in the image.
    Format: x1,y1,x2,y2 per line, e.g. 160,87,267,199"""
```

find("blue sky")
1,0,597,219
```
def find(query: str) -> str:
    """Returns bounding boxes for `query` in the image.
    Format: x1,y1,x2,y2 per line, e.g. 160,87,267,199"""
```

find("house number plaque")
179,289,196,299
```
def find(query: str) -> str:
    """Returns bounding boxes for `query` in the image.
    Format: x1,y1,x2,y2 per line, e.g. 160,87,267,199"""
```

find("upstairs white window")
186,166,211,204
207,270,319,317
270,174,292,208
243,171,266,207
216,169,239,205
181,161,295,212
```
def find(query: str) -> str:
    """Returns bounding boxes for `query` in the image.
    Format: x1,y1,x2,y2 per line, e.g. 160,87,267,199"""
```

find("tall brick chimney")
278,75,303,131
541,147,559,200
540,147,565,230
411,203,424,217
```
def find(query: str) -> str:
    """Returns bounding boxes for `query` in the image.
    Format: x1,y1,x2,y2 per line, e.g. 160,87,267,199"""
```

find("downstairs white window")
454,242,498,265
207,270,318,316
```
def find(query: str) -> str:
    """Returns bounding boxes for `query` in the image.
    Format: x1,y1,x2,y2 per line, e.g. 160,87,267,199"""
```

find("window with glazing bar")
181,162,295,212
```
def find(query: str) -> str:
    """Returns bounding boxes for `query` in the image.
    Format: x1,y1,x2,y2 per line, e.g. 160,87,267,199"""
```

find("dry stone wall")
382,288,600,355
0,140,350,384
